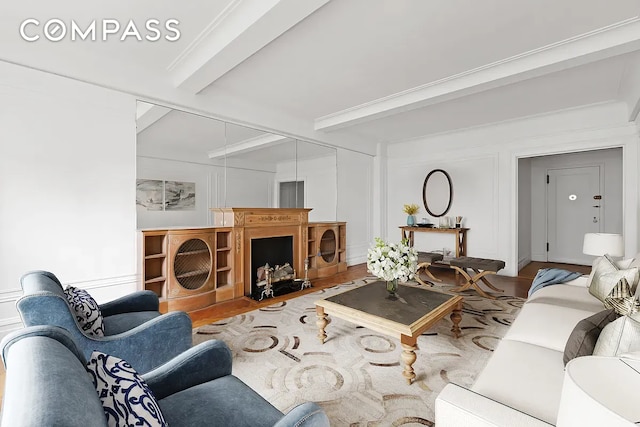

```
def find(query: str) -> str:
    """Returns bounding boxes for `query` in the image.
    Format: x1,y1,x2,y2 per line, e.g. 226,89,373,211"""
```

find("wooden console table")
399,226,468,257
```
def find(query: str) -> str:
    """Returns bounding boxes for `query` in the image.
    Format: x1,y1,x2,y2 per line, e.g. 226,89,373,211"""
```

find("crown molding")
315,17,640,132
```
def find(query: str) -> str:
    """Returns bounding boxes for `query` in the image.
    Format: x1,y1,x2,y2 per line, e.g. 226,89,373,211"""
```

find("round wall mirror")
422,169,453,217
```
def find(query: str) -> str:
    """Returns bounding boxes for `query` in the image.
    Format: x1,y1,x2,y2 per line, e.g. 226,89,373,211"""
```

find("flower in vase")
366,237,418,283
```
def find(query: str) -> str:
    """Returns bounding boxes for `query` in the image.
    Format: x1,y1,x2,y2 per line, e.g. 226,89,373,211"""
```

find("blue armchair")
17,270,192,373
0,326,330,427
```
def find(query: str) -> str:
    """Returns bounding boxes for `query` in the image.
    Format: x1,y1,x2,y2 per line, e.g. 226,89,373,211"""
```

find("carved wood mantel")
210,208,312,297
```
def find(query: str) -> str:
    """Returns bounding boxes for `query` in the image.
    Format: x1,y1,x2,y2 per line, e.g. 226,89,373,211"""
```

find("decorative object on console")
366,238,418,289
422,169,453,218
403,203,420,226
455,216,463,228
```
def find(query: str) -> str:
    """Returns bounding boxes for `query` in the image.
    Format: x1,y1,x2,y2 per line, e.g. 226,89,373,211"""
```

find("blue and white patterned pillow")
64,286,105,337
86,351,168,427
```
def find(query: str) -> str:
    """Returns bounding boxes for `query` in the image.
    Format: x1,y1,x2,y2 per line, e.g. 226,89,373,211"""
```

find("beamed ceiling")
2,0,640,158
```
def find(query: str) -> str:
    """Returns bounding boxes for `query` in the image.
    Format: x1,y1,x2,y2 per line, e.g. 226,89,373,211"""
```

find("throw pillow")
64,286,105,337
586,255,634,288
604,278,640,315
593,314,640,357
588,255,639,303
86,351,167,427
563,309,619,365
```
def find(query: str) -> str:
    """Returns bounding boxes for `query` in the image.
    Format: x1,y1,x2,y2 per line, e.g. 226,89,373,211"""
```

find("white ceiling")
2,0,640,158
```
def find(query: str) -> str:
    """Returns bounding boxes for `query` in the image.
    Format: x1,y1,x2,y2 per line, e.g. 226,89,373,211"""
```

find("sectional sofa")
435,259,639,426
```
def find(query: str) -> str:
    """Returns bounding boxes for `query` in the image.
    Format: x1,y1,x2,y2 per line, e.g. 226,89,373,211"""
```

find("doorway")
518,148,623,268
279,181,304,208
547,166,601,264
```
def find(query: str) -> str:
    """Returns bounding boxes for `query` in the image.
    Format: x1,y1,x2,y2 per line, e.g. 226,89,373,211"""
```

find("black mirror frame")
422,169,453,217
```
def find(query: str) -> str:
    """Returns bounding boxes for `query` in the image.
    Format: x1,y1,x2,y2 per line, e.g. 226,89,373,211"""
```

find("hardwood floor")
0,260,590,408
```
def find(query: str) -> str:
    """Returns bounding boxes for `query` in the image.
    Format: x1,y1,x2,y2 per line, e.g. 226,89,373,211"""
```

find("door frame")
510,130,637,277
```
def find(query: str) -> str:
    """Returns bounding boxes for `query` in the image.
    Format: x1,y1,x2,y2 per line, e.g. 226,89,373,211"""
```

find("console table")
400,226,468,257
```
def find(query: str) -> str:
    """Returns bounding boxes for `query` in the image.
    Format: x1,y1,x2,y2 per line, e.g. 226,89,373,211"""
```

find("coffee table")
315,281,463,384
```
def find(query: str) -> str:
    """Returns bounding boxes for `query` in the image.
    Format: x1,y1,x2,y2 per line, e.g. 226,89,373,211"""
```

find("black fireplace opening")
250,236,300,300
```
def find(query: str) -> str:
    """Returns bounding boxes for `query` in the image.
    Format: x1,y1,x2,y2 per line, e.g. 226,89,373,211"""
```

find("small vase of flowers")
403,204,420,226
367,238,418,298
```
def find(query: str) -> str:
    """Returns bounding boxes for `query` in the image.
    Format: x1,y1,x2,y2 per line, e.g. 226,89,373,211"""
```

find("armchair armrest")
435,384,552,427
142,339,232,400
273,402,330,427
99,290,159,316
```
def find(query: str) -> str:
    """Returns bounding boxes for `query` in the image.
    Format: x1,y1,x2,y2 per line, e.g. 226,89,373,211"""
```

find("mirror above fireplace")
135,101,338,228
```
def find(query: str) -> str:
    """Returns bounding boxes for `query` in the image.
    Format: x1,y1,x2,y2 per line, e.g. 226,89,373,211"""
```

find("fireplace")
210,208,312,300
250,235,299,300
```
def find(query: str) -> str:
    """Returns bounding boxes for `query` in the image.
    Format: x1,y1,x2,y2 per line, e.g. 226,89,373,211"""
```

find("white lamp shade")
582,233,624,257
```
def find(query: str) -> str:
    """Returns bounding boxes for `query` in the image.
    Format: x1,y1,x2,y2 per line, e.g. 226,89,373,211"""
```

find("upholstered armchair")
17,270,192,373
1,326,330,427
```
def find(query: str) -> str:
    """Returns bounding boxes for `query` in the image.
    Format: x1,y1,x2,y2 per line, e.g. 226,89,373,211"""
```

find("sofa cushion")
86,351,167,427
502,302,599,352
65,286,105,337
103,311,160,336
593,315,640,357
526,283,604,312
563,309,619,365
158,375,284,427
471,340,565,425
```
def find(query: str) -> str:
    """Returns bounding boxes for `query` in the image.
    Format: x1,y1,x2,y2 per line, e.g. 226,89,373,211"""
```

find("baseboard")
518,255,532,271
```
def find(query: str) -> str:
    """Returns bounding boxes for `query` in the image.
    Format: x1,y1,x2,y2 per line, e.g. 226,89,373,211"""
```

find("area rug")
193,277,524,426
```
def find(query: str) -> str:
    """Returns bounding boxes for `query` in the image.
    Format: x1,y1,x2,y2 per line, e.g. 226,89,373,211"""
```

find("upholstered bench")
415,252,444,286
449,256,505,299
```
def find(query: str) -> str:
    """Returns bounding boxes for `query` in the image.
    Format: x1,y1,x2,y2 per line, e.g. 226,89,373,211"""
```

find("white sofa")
435,273,612,426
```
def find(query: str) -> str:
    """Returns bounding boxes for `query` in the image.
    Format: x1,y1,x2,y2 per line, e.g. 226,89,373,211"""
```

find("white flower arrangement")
366,237,418,283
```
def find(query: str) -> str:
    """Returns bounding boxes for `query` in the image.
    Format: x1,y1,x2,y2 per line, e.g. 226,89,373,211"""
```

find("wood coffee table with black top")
315,281,463,384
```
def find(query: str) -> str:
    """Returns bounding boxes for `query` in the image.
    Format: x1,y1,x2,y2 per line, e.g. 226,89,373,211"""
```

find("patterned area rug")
193,277,523,426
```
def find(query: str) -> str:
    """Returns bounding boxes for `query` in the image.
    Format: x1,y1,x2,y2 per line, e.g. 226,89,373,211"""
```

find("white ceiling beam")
208,133,288,159
168,0,331,94
136,103,172,134
315,18,640,132
138,0,330,136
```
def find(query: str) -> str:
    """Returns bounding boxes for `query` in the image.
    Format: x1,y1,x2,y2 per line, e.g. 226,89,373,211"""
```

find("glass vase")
406,215,415,226
386,279,398,297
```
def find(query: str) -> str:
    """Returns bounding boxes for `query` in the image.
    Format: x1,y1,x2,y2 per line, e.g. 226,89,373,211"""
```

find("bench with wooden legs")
448,256,506,299
415,251,444,286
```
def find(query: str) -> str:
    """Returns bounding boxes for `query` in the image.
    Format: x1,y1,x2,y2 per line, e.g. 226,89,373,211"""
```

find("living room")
2,1,640,425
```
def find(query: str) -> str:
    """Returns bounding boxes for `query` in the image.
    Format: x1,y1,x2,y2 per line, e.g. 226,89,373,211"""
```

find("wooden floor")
0,260,590,408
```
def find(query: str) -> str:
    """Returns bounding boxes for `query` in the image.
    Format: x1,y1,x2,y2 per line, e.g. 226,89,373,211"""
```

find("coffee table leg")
450,301,463,339
400,335,418,384
316,305,328,344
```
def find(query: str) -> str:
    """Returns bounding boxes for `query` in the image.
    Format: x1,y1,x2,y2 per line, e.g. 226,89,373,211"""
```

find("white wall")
386,102,639,276
0,61,137,335
517,158,532,270
529,148,623,263
337,149,374,265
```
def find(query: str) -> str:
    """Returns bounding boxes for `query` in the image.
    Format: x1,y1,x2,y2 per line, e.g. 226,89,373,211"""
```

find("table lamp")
582,233,624,257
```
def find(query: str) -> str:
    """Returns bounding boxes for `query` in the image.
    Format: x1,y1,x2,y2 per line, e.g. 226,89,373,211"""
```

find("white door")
547,166,601,264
